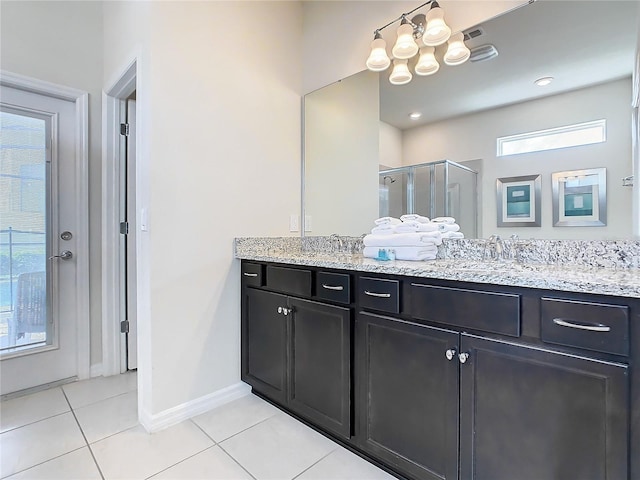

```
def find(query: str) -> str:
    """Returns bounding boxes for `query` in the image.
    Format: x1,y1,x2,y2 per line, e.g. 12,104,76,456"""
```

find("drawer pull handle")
243,272,258,277
364,290,391,298
552,318,611,332
322,284,344,291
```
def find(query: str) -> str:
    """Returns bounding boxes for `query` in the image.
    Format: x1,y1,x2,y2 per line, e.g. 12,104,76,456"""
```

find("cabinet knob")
458,352,470,364
278,306,283,314
445,349,457,361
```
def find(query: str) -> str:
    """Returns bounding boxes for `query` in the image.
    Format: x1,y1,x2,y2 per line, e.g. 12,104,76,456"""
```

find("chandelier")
366,1,471,85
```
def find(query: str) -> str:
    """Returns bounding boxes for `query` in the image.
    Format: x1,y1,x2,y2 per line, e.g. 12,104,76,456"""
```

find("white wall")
1,1,104,368
301,0,528,94
403,78,633,239
104,1,302,416
379,121,403,169
305,71,379,235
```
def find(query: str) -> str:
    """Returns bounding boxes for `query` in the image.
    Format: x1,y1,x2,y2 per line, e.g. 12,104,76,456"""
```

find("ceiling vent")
463,27,485,42
470,44,499,62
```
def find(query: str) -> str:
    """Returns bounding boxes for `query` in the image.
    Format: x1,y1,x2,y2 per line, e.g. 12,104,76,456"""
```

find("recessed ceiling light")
409,112,422,120
534,76,554,87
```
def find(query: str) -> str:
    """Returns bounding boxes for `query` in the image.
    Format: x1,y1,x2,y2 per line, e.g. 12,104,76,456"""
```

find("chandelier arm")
373,0,433,35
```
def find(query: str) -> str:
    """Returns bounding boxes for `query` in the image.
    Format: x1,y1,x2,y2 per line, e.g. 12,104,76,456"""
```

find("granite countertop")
235,239,640,299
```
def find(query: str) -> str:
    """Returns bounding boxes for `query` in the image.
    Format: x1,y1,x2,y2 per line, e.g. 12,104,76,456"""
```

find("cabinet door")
242,288,288,404
288,298,351,439
356,312,459,480
460,334,628,480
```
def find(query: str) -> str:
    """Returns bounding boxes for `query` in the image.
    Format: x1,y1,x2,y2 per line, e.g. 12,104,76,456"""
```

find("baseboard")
139,381,251,433
90,363,103,378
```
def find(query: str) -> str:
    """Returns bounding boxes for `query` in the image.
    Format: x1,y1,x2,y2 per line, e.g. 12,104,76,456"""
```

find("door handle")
49,250,73,260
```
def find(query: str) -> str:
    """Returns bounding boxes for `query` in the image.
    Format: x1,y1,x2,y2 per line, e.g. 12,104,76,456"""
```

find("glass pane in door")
0,110,49,354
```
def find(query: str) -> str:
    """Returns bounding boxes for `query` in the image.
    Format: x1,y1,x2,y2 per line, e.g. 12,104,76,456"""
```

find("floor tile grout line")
142,445,216,480
69,389,136,413
0,409,70,436
206,411,279,444
188,418,218,445
61,388,106,480
87,422,141,446
0,445,86,480
291,446,339,480
63,388,136,411
216,442,258,480
189,419,258,479
61,372,138,411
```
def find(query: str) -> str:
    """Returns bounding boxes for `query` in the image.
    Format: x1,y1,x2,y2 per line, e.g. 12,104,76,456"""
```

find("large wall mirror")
303,0,639,239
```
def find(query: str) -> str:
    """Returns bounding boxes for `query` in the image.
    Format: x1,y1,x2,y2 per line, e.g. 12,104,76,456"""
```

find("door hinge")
120,320,130,334
120,123,130,136
120,222,129,235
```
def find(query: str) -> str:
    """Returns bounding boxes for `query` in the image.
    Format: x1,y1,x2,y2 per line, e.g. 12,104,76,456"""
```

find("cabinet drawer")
358,277,400,314
241,262,263,287
316,272,351,305
266,265,312,297
410,283,520,337
541,298,629,356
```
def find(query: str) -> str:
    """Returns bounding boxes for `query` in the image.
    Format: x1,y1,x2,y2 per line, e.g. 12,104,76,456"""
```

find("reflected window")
497,119,606,157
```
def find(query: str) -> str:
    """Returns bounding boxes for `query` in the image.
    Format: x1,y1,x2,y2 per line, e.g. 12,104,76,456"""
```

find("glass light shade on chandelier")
444,32,471,66
415,46,440,76
392,21,419,59
366,34,391,71
422,2,451,46
389,59,412,85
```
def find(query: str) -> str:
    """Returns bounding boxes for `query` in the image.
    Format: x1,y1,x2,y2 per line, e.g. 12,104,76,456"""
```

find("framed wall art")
552,168,606,227
496,174,541,227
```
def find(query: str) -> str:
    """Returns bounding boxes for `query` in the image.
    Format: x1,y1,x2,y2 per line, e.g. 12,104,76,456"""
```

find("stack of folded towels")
363,215,464,261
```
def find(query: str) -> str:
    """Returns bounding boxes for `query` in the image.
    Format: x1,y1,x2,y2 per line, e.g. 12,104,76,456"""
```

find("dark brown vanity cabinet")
288,297,351,439
242,288,288,405
241,266,352,439
356,311,460,480
459,334,628,480
241,261,637,480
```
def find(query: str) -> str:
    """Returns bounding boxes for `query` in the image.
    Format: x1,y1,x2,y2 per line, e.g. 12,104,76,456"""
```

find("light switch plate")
289,214,299,232
304,215,312,232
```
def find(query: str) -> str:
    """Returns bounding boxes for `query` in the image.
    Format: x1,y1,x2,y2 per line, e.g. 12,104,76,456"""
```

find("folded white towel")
394,221,439,233
442,231,464,239
371,224,395,235
436,223,460,232
400,214,430,224
363,246,437,261
363,232,442,247
374,216,401,226
432,217,456,224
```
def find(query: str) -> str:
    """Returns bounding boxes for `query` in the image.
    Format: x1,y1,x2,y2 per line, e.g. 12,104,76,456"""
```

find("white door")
0,79,88,394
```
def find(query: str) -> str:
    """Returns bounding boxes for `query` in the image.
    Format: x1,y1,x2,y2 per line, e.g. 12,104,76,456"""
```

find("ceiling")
379,0,639,130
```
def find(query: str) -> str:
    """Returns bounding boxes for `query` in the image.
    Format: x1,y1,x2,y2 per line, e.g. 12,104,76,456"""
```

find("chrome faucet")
329,233,344,253
504,234,519,261
354,233,367,254
483,234,505,261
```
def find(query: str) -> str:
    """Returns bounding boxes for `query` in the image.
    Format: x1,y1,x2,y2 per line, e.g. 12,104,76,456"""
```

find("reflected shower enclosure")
379,160,478,237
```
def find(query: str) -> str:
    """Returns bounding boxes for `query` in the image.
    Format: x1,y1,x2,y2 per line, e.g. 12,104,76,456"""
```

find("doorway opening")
102,61,138,377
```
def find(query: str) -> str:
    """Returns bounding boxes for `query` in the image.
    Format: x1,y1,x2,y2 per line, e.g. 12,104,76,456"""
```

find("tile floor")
0,373,395,480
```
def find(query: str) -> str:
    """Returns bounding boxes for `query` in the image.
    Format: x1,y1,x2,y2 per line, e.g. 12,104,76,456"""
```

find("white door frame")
101,60,136,376
0,70,90,381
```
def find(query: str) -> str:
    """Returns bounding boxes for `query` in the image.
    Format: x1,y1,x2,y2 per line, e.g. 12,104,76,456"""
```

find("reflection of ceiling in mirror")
380,0,638,130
